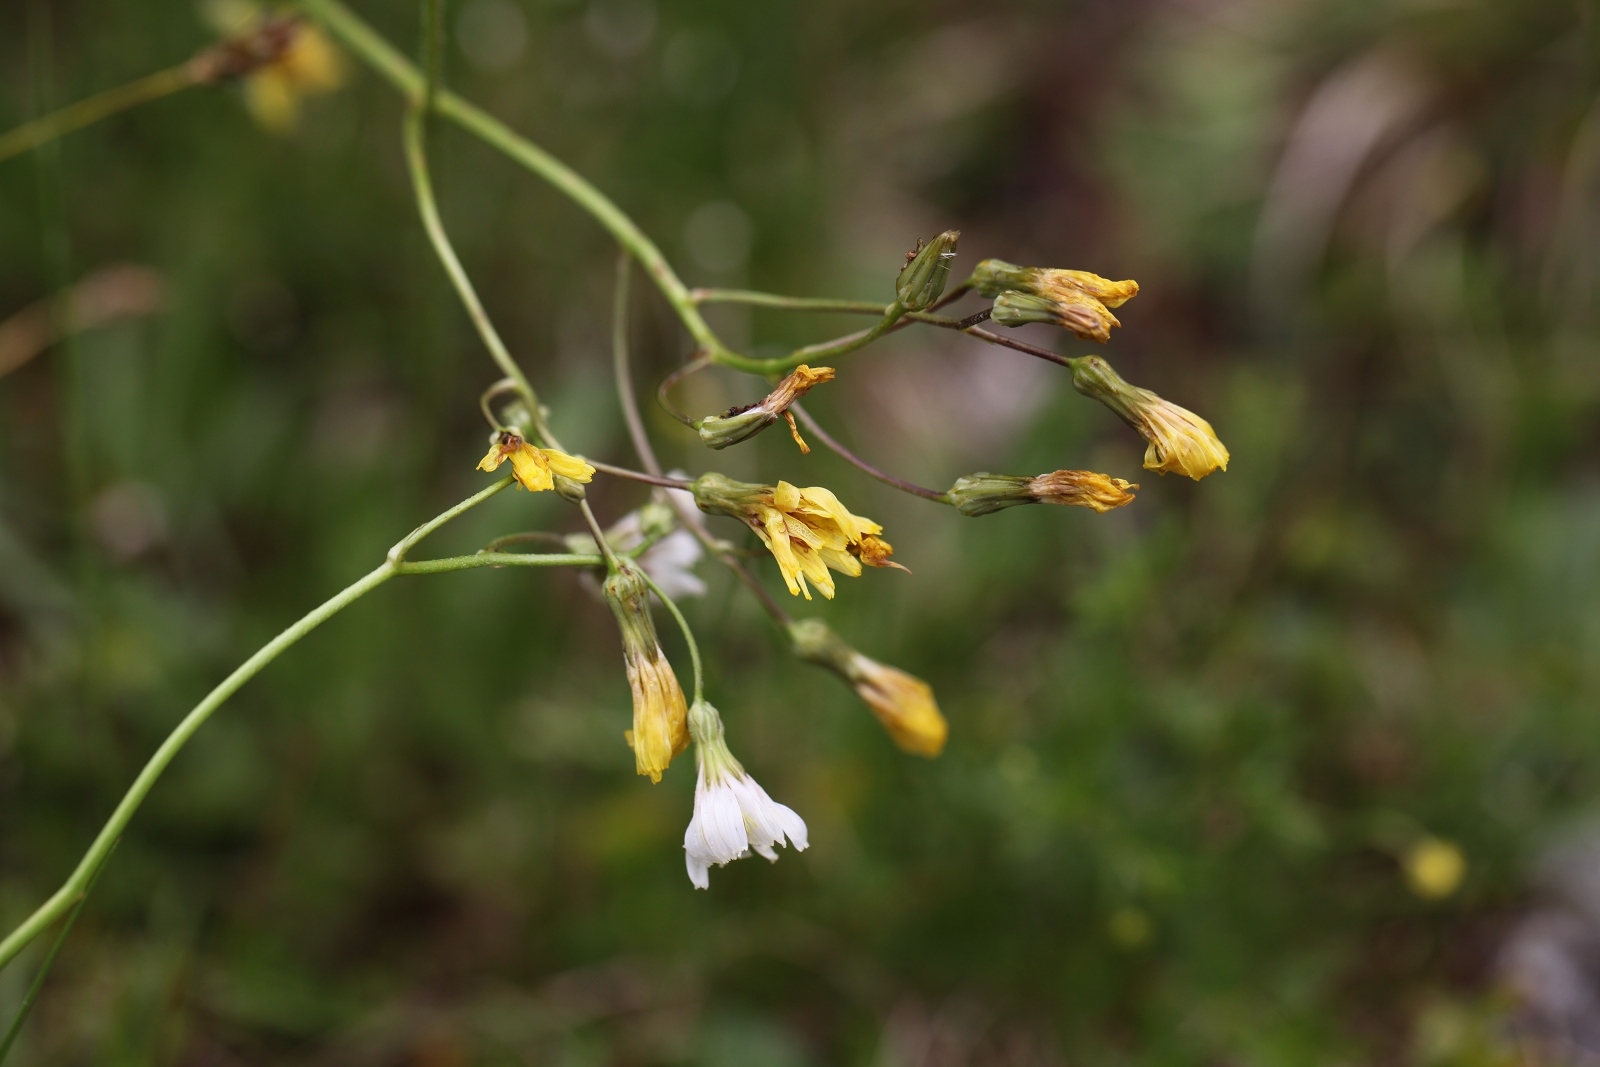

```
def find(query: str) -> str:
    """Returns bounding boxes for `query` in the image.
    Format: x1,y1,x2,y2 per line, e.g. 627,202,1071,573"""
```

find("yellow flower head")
973,259,1139,344
1068,356,1229,481
603,561,690,782
1404,836,1466,900
193,5,344,133
947,470,1138,516
476,430,596,492
1027,470,1139,512
789,619,947,757
697,364,836,453
691,474,902,599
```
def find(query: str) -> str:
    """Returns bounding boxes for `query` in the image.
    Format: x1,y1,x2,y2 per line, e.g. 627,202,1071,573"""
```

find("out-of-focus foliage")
2,0,1600,1062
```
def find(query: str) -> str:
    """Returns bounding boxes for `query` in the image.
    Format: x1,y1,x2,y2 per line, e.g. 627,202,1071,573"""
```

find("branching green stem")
0,65,196,165
609,252,792,625
0,842,117,1065
0,479,591,976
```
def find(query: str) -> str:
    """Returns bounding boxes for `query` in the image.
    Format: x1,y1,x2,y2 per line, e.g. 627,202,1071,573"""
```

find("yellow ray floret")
476,430,595,492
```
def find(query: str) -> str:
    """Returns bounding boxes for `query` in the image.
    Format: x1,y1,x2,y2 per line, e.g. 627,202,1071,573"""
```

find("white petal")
729,774,808,856
641,529,707,599
683,771,748,887
685,851,710,890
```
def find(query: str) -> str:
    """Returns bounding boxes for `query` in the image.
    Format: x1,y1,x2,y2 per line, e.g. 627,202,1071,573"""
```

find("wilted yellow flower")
1404,836,1466,900
477,430,595,492
789,619,948,757
603,561,690,782
945,470,1138,516
1028,470,1138,512
1068,356,1229,481
691,473,902,599
192,5,343,133
972,259,1139,344
697,364,835,453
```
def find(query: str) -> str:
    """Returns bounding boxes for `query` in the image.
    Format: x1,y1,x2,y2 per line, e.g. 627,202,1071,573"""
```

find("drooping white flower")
683,700,808,889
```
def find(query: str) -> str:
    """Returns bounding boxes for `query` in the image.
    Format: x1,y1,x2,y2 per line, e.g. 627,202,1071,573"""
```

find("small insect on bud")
691,474,901,600
1068,356,1229,481
789,619,947,757
895,231,960,311
971,259,1139,344
603,560,690,782
946,470,1138,517
696,365,836,452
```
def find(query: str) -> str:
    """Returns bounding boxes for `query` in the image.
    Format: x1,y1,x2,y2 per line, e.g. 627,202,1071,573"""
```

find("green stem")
588,459,692,490
302,0,728,359
689,289,889,315
788,402,950,503
710,304,907,375
0,842,117,1065
395,551,602,574
610,254,793,626
388,475,512,561
578,499,623,571
0,64,196,165
611,253,661,474
401,106,564,448
420,0,443,112
639,570,703,704
0,563,394,974
0,478,561,974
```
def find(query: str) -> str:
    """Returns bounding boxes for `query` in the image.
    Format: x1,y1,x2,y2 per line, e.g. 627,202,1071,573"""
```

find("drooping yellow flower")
1068,356,1229,481
973,259,1139,344
603,561,690,782
789,619,947,757
476,430,595,492
691,473,903,599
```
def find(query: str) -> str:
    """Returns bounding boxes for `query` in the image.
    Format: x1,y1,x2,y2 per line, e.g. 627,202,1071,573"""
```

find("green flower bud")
895,230,959,310
945,473,1037,517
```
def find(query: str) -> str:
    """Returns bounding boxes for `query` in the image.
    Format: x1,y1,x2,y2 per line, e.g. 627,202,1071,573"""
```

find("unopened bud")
696,365,835,452
637,500,677,540
789,619,947,757
948,471,1137,516
895,231,959,311
1068,356,1229,481
972,259,1139,344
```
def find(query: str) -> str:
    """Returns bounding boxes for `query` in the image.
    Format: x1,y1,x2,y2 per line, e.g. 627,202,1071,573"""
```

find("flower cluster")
972,259,1140,344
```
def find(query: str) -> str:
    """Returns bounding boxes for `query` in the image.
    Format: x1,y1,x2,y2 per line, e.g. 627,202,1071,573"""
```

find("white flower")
683,700,808,889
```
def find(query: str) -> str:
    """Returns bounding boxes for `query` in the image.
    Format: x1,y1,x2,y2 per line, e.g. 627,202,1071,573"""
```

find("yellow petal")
508,444,554,491
477,442,508,472
543,449,596,483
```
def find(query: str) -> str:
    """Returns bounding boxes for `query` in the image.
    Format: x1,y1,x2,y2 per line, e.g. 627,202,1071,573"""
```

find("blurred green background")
4,0,1600,1062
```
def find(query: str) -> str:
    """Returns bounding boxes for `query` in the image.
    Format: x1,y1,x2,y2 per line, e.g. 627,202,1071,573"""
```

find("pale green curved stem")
300,0,728,362
0,476,598,974
690,289,889,315
401,105,565,449
639,570,703,704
